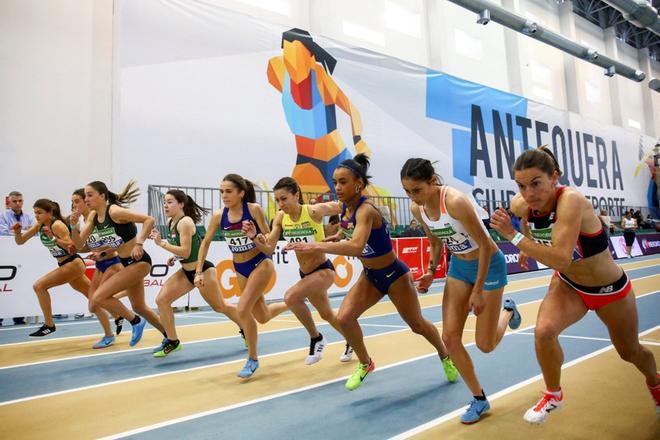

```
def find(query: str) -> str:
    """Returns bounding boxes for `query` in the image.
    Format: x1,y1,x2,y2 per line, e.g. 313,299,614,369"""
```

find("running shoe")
29,324,56,337
503,298,522,330
339,343,353,362
460,398,490,424
237,358,259,378
115,317,124,335
152,337,168,353
153,339,181,358
305,334,326,365
523,390,564,424
92,335,115,349
442,357,459,383
129,316,146,347
345,359,375,391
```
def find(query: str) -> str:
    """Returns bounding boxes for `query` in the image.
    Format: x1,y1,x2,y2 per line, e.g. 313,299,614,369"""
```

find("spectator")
0,191,34,325
599,209,614,235
402,219,425,237
0,191,35,236
621,211,638,258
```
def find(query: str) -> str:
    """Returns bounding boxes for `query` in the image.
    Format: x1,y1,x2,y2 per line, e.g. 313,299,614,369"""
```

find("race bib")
223,229,256,253
283,227,316,244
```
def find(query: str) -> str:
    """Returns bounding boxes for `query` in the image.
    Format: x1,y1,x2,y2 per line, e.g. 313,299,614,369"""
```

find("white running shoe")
524,391,564,424
339,343,353,362
305,335,325,365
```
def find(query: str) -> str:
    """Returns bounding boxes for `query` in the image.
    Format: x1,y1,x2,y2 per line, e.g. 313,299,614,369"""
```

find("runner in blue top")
287,154,457,391
195,174,288,378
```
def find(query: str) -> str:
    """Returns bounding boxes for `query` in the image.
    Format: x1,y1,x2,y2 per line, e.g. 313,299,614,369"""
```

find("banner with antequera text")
118,0,657,219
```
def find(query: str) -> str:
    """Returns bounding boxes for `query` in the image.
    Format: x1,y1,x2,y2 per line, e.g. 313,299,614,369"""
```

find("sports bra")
340,196,392,259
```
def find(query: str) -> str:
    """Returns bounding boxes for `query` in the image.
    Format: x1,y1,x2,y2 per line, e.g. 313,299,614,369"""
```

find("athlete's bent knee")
476,336,496,353
534,322,560,343
442,331,462,352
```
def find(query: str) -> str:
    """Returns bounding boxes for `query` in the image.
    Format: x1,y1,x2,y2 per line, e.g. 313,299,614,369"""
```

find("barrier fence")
148,184,658,239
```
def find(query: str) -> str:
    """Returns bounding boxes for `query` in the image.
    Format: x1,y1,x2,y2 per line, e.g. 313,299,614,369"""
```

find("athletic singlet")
282,70,336,140
39,223,71,258
526,186,609,260
282,204,325,244
622,218,636,229
340,196,392,259
167,217,201,264
87,206,137,250
220,201,260,254
418,186,489,255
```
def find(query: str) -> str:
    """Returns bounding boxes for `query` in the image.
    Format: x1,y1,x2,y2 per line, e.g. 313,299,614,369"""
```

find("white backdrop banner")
0,237,361,319
118,0,658,218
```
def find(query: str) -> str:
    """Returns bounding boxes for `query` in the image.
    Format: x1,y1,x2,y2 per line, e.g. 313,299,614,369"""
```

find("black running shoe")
29,324,56,337
115,317,124,335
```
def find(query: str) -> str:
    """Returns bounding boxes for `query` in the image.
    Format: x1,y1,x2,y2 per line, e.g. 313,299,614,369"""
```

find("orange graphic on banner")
215,259,277,299
332,255,353,288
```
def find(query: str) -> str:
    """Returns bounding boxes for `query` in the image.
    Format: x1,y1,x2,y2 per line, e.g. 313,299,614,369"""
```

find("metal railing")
147,184,414,236
148,184,658,239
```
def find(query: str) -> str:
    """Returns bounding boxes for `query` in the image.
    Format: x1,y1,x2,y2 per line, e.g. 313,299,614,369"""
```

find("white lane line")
1,282,657,373
100,322,538,440
0,288,562,370
0,319,483,408
515,332,612,343
2,265,656,345
360,323,409,329
641,341,660,346
387,327,659,439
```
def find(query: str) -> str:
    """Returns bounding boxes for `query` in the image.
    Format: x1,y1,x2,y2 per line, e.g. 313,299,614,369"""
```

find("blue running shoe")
503,298,521,330
152,337,168,354
129,316,146,347
92,335,115,349
237,358,259,378
460,398,490,424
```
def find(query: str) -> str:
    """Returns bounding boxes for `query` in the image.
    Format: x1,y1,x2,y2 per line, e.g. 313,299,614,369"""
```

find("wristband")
511,232,525,246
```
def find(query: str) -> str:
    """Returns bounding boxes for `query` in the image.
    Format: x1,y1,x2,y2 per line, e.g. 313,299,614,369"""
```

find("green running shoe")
345,359,375,391
442,356,459,383
153,339,182,358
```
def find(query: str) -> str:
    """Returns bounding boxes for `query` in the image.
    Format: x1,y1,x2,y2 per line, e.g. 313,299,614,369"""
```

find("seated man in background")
402,218,425,237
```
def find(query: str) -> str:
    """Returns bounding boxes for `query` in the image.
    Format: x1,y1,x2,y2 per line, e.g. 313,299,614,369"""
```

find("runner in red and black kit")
491,146,659,424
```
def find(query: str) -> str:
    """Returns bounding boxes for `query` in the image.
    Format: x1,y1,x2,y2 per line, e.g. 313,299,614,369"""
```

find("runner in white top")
401,158,521,425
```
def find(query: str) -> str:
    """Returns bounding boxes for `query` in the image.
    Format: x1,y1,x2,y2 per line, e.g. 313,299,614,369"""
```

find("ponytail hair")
87,180,140,207
400,158,444,185
338,153,372,186
273,177,304,204
33,199,65,224
512,146,563,177
223,174,256,203
166,189,209,223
